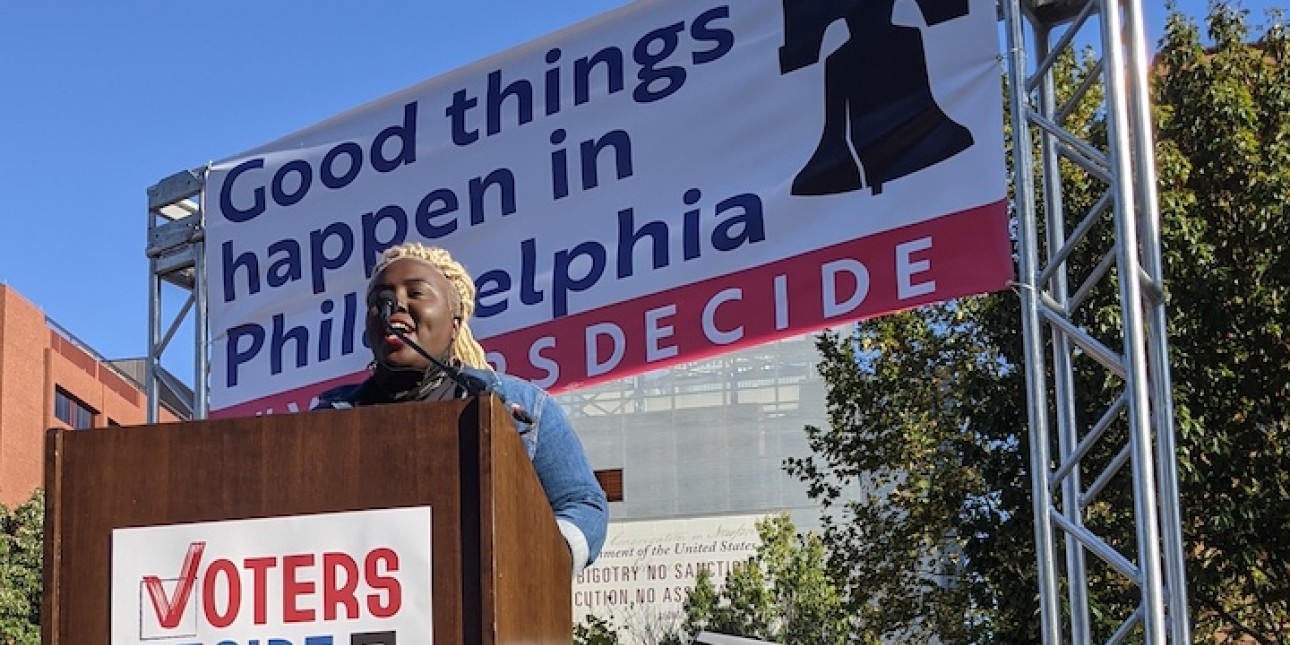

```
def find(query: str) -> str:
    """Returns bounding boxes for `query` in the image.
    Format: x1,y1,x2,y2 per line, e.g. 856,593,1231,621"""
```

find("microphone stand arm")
381,317,535,426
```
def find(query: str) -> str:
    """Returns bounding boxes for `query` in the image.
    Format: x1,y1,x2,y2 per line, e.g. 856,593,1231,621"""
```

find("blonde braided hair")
369,242,491,369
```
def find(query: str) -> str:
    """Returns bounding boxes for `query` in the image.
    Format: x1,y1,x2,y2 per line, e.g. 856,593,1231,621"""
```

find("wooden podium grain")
42,395,572,644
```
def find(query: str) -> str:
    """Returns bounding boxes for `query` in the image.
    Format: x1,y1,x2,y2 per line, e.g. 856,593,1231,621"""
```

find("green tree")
679,514,853,645
787,3,1289,643
575,614,622,645
790,305,1029,643
0,490,43,645
1153,4,1290,641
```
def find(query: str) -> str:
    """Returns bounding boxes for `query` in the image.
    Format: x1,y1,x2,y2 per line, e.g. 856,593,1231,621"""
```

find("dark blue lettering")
226,323,265,387
691,6,735,64
468,168,517,225
321,142,363,188
683,188,703,260
616,207,668,278
544,48,562,116
309,222,355,294
552,241,607,318
574,47,624,105
223,241,261,302
634,22,685,103
361,205,409,272
446,90,479,146
319,300,335,362
580,130,633,190
475,269,511,318
520,238,543,306
550,129,569,200
487,70,532,136
371,102,418,172
271,160,312,207
414,188,460,241
219,158,266,223
463,187,765,322
342,291,358,356
712,193,765,251
270,313,308,375
266,239,302,289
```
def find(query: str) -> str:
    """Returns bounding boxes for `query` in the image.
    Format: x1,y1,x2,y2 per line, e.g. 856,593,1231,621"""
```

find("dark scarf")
359,358,462,405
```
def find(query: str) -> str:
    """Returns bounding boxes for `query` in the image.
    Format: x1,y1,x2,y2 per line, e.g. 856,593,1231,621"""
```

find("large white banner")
573,514,763,642
111,507,433,644
206,0,1011,416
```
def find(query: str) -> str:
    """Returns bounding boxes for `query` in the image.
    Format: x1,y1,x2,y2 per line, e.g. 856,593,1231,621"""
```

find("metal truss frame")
1003,0,1189,641
557,334,818,420
145,169,207,424
145,0,1190,639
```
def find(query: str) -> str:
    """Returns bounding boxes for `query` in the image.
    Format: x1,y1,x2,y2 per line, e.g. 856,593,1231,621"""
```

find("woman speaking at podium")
314,242,608,574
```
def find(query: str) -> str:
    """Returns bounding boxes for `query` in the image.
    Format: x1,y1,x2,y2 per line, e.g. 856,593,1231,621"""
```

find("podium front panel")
44,400,473,643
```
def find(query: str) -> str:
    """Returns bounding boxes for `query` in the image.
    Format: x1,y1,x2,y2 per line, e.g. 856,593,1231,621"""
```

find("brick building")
0,284,186,507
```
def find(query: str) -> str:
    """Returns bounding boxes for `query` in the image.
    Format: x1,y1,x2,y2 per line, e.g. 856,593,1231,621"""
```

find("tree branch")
1198,594,1274,645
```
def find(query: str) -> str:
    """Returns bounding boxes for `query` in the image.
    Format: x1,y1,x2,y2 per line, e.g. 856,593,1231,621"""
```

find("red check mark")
142,541,206,629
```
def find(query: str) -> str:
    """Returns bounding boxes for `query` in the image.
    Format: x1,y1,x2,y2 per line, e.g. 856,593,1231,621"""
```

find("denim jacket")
314,366,608,572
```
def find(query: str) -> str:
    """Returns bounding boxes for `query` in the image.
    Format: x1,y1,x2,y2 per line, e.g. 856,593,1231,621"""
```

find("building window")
54,388,95,429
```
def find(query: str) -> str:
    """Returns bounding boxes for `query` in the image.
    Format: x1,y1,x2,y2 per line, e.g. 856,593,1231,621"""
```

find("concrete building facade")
561,332,829,525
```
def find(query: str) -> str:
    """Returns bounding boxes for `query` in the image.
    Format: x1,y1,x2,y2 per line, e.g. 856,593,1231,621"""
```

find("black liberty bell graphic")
780,0,975,196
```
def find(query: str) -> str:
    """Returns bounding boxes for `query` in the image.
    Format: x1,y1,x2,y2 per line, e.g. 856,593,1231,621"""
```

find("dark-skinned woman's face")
366,258,460,371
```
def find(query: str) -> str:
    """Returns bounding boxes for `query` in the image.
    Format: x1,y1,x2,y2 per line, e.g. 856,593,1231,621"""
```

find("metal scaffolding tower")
1004,0,1189,641
145,168,207,424
145,0,1189,639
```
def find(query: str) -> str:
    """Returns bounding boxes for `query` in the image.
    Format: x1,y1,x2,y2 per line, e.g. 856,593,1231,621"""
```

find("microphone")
372,289,535,426
375,289,398,325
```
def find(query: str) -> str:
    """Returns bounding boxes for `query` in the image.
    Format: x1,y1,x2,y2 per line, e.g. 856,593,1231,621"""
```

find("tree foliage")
786,3,1289,643
789,303,1031,643
575,613,623,645
0,490,43,645
1153,4,1290,641
680,514,853,645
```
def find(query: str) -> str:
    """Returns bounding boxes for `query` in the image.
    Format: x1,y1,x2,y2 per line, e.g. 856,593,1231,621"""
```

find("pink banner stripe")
214,201,1010,419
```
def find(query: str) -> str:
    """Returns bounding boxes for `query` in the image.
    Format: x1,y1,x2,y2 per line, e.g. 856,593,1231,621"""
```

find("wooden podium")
42,395,573,644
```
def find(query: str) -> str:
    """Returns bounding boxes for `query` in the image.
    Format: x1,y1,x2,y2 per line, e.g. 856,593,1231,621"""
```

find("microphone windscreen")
375,289,398,320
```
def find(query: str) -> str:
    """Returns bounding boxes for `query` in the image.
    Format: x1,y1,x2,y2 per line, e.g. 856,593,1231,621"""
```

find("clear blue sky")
0,0,1270,387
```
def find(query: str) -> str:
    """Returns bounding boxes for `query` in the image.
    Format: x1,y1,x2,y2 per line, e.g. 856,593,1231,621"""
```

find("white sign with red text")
205,0,1011,416
110,507,432,645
